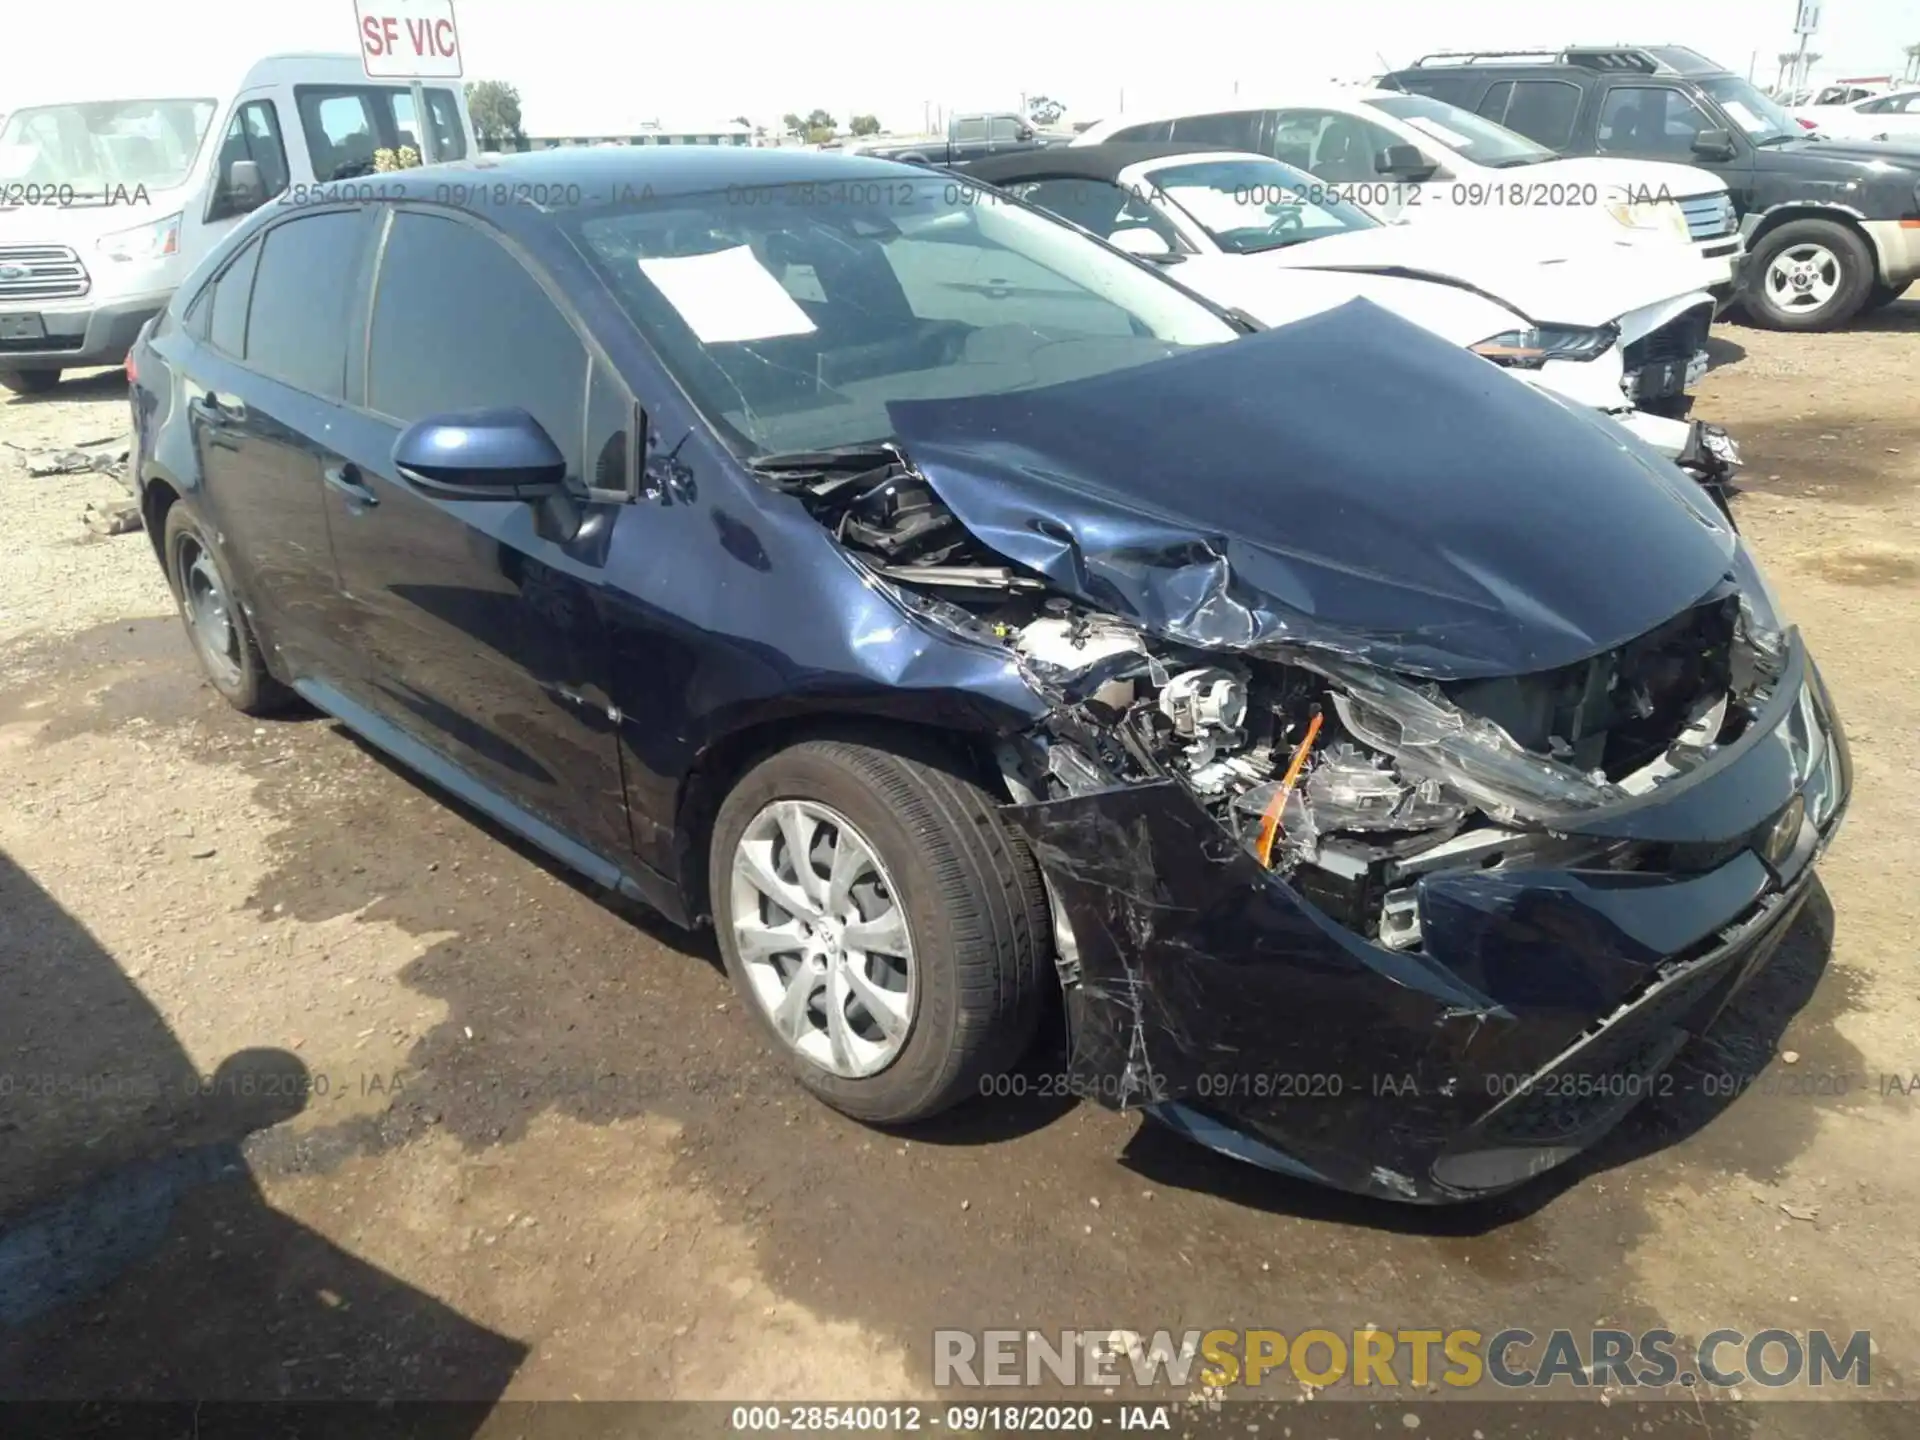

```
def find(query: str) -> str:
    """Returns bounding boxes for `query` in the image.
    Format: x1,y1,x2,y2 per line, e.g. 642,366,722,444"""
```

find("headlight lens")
1470,323,1619,368
96,213,181,263
1605,197,1692,243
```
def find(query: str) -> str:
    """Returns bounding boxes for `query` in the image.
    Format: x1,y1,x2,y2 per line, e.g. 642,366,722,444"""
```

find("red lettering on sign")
434,18,455,55
360,14,387,55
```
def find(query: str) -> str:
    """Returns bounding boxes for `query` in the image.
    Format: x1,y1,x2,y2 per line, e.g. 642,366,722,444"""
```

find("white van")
0,53,477,395
1073,90,1744,293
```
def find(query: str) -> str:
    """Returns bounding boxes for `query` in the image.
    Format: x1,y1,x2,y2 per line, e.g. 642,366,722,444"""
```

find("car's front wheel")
710,735,1050,1124
0,368,61,396
163,504,294,716
1745,219,1876,331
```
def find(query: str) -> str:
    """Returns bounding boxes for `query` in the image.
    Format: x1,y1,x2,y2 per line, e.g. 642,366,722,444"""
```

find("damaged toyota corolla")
130,149,1849,1204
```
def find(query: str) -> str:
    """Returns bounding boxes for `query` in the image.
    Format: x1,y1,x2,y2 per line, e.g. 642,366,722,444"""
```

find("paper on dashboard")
636,245,819,343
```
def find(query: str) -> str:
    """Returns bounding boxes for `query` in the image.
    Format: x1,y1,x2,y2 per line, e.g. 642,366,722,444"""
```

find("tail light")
1798,117,1819,129
125,350,138,386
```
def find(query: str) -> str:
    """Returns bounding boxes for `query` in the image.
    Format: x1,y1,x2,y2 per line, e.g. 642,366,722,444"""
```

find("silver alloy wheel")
179,536,242,687
1765,242,1843,314
729,798,917,1078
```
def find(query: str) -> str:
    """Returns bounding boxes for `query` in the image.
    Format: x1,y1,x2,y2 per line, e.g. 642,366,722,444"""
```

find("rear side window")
1475,81,1515,122
207,238,262,357
1109,120,1174,143
244,210,366,398
367,212,588,476
1170,110,1264,150
1498,81,1583,150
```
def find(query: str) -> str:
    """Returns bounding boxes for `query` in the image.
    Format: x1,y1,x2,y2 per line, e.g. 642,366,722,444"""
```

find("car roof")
965,141,1264,184
4,54,378,110
326,145,942,219
1079,89,1398,136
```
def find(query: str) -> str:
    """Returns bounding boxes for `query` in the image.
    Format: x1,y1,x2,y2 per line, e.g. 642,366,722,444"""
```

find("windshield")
567,176,1238,456
0,98,217,196
1698,76,1801,144
1145,156,1382,254
1366,94,1556,168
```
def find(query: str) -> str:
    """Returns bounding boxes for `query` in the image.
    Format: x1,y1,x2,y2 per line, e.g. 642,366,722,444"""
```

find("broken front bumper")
1010,634,1849,1204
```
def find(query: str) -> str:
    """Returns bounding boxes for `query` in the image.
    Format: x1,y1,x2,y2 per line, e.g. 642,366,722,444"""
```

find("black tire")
709,734,1050,1124
1744,219,1876,331
1860,280,1907,314
0,369,61,396
162,504,295,716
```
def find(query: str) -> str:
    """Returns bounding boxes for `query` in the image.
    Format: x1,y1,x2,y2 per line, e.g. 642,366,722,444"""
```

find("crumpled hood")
1264,225,1722,329
884,299,1737,680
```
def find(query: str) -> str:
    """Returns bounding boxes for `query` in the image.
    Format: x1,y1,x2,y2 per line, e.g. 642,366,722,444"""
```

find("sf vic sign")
355,0,464,78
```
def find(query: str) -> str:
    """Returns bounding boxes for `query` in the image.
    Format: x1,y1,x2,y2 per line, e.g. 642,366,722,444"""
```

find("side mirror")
1108,227,1175,258
1691,128,1738,161
224,158,266,213
1375,144,1437,181
392,408,567,501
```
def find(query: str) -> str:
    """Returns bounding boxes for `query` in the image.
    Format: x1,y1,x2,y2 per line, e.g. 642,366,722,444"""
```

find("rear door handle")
323,462,379,508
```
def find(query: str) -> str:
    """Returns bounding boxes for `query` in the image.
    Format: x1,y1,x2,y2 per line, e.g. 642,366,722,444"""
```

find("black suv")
1381,46,1920,330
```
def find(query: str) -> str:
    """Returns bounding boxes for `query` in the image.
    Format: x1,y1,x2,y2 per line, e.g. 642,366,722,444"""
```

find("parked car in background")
1796,87,1920,144
1379,47,1920,329
128,146,1848,1204
856,111,1061,165
1071,88,1743,296
959,143,1728,458
0,53,475,396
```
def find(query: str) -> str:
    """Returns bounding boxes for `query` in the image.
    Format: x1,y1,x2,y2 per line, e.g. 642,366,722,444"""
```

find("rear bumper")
0,292,169,371
1014,633,1849,1204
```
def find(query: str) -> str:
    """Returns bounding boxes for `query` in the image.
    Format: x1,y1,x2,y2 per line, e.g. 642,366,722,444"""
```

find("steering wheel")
1263,205,1304,237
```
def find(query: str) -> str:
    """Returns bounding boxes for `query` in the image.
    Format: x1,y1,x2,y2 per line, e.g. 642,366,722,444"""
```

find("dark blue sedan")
127,146,1848,1202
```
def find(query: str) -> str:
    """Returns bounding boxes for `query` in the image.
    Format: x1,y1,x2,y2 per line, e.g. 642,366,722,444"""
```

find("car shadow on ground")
1705,332,1748,369
0,845,526,1418
0,369,128,406
1854,297,1920,333
1111,883,1841,1237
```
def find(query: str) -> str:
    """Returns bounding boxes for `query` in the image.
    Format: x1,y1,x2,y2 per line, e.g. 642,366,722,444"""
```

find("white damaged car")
961,142,1736,469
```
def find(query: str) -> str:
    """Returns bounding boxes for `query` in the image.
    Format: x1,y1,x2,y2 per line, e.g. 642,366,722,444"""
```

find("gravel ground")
2,303,1919,1437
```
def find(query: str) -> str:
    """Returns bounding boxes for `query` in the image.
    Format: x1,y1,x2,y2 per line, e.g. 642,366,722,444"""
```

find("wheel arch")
1744,201,1873,254
672,711,1021,930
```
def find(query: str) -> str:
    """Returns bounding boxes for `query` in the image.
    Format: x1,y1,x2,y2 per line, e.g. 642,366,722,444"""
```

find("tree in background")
465,80,524,149
850,114,882,136
805,108,838,144
781,112,805,137
730,116,751,128
1027,95,1066,125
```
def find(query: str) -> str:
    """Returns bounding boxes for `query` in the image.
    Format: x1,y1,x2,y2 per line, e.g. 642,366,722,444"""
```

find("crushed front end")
765,308,1851,1202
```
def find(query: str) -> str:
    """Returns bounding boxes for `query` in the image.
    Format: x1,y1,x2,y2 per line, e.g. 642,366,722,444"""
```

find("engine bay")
763,448,1785,952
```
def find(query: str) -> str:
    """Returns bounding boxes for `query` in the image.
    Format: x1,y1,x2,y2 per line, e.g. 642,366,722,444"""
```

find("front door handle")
188,395,229,428
323,462,380,509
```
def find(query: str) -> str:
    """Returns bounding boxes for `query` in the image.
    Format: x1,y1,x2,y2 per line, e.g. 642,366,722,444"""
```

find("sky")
12,0,1920,134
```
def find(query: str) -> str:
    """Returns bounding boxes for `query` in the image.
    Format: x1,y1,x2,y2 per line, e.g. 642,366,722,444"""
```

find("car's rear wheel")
1745,219,1875,331
709,735,1049,1124
0,368,61,396
163,505,294,716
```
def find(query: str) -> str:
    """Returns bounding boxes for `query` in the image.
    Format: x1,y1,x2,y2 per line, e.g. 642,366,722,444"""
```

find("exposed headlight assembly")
1469,322,1619,368
1605,197,1693,244
96,212,181,263
1303,656,1621,825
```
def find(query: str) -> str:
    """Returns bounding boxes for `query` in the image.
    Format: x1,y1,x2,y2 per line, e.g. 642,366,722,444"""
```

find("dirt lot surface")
3,302,1919,1437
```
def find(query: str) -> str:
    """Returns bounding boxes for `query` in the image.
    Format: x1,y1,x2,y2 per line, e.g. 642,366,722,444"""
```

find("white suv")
1074,90,1744,298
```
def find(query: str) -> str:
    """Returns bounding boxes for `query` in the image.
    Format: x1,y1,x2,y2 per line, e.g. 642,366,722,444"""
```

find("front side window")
391,87,468,161
1597,86,1717,159
368,212,588,477
1364,93,1555,168
1268,108,1412,183
566,176,1235,456
0,97,217,196
245,210,366,399
1144,157,1381,253
209,100,290,219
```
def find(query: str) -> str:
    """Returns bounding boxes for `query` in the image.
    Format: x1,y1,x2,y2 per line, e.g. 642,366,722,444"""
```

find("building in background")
488,112,752,151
